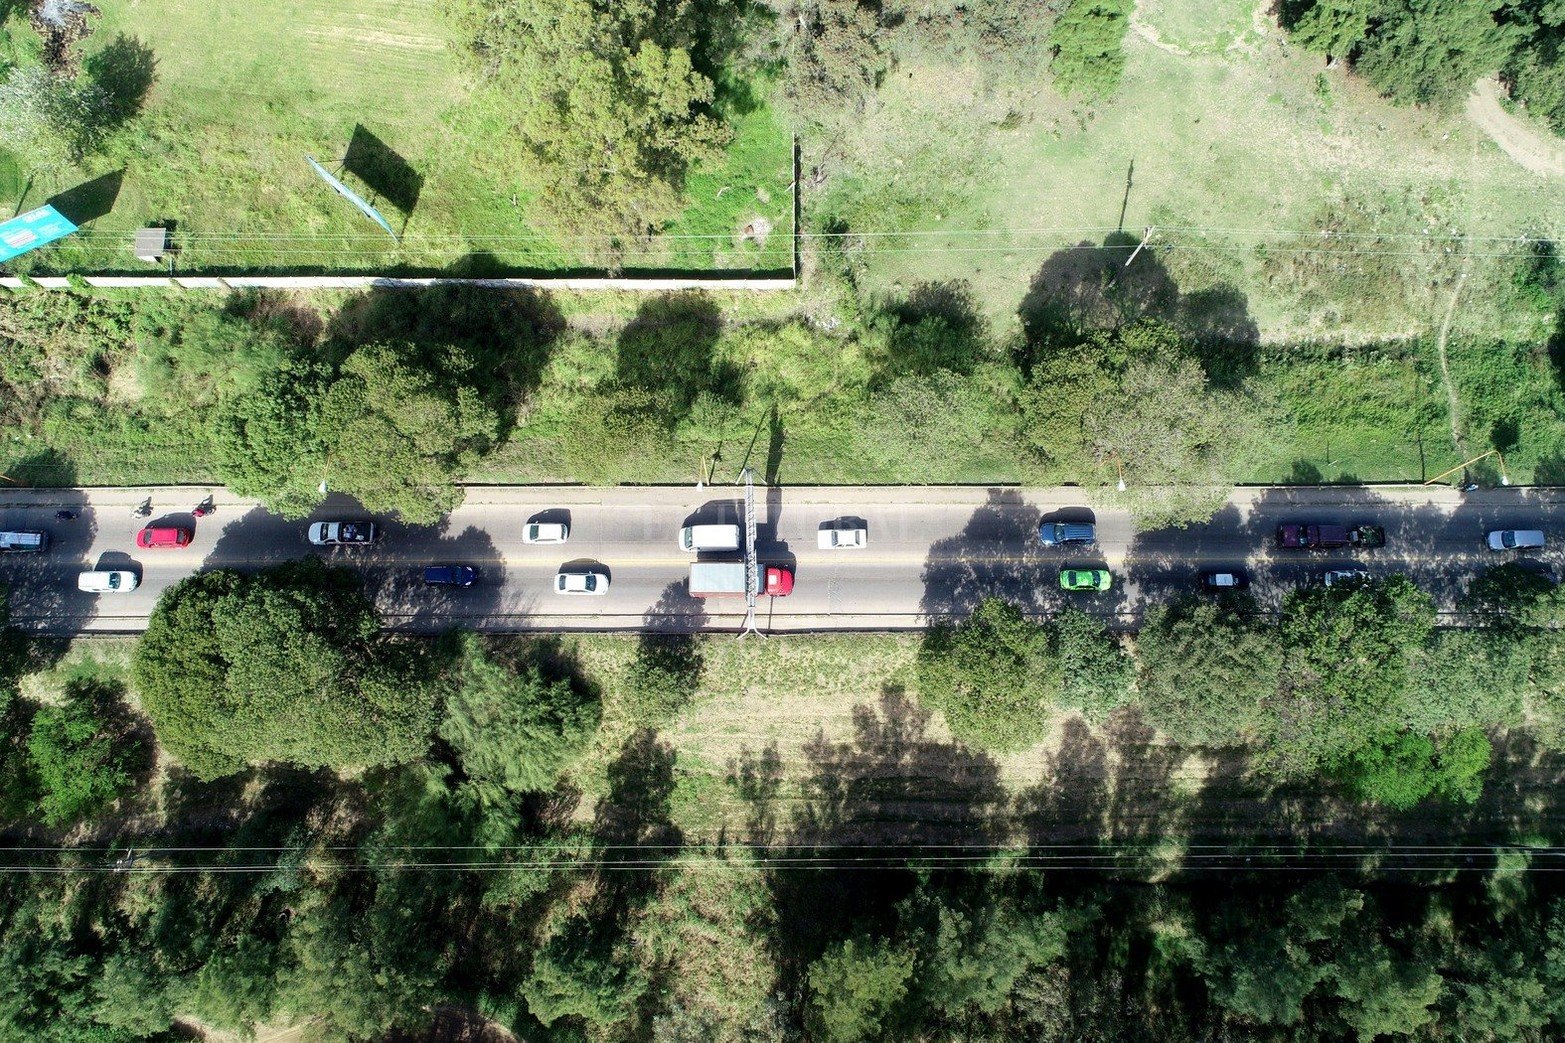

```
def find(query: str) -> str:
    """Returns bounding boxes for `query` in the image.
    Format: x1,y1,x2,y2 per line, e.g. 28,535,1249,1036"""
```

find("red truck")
1275,523,1385,550
688,561,794,598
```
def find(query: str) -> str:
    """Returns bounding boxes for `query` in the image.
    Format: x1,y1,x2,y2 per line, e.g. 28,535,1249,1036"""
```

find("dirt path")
1465,76,1565,178
1434,273,1469,456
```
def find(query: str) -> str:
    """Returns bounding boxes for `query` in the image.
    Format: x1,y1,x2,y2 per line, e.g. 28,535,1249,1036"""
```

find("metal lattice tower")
739,467,762,638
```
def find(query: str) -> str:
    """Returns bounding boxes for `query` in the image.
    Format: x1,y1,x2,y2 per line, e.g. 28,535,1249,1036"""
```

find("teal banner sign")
0,205,78,264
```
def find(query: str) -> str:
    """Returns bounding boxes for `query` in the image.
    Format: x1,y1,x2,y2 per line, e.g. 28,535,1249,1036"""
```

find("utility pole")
1125,225,1155,268
739,467,763,639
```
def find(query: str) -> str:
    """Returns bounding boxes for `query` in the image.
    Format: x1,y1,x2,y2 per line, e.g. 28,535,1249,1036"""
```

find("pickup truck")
689,561,794,598
1275,523,1385,550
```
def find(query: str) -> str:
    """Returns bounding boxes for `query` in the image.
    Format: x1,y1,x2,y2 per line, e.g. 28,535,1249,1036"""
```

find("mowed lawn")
0,0,793,274
836,0,1563,344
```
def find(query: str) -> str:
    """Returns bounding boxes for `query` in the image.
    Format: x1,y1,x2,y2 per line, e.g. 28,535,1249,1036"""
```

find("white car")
1487,529,1545,551
523,521,570,545
555,570,609,595
308,521,377,546
818,523,868,550
1323,569,1371,588
78,570,138,594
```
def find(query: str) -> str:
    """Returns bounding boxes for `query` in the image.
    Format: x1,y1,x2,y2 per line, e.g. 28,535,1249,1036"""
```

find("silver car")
554,570,609,595
1487,529,1545,551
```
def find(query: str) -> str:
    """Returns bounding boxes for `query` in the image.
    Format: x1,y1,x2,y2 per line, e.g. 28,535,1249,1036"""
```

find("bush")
1049,0,1132,98
26,683,138,826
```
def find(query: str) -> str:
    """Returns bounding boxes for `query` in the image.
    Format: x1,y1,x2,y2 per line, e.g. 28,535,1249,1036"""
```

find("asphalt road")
0,484,1561,635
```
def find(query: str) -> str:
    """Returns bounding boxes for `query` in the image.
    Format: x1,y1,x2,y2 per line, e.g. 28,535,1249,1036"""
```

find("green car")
1060,568,1112,592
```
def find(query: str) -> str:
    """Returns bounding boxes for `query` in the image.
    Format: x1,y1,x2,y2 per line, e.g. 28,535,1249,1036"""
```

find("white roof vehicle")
1323,569,1371,587
308,521,377,546
77,570,138,594
523,521,570,545
554,570,609,595
817,522,868,550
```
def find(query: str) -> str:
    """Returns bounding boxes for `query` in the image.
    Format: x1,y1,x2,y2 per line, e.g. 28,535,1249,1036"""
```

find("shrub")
1049,0,1132,98
0,66,114,168
26,683,138,826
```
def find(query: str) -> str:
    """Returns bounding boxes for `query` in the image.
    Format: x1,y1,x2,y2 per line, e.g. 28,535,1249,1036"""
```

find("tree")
524,916,648,1029
319,341,499,525
1136,597,1281,746
778,0,888,123
917,598,1056,752
439,633,600,800
1352,0,1521,106
454,0,730,237
133,562,437,779
1332,727,1492,809
1083,356,1254,528
899,885,1066,1022
213,359,331,519
216,340,498,523
0,66,114,169
1331,931,1443,1040
1051,606,1132,721
1196,880,1363,1027
1262,575,1436,777
807,936,915,1043
26,683,139,826
1049,0,1133,98
1284,0,1524,107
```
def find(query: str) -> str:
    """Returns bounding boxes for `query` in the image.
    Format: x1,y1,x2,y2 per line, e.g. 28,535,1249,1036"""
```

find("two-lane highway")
0,484,1560,634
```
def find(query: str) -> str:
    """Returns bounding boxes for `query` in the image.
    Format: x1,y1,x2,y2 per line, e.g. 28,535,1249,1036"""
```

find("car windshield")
107,574,121,589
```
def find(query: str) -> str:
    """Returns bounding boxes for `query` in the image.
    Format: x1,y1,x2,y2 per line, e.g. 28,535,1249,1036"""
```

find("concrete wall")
0,275,798,292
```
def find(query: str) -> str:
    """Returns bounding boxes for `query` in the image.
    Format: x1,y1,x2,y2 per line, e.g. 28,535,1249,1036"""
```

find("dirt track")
1465,76,1565,178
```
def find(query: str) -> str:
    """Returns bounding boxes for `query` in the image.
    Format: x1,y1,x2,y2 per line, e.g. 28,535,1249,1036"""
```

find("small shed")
133,227,168,263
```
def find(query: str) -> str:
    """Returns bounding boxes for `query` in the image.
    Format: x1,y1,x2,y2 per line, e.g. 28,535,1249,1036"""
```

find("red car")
136,526,191,549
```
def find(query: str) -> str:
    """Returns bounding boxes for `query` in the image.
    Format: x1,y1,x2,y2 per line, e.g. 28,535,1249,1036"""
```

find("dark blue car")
423,565,478,588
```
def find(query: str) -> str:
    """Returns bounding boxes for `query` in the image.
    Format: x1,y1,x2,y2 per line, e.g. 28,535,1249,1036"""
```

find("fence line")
0,275,797,292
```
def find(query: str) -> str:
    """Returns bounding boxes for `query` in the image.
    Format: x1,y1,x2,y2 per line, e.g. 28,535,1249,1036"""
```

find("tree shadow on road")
919,488,1057,620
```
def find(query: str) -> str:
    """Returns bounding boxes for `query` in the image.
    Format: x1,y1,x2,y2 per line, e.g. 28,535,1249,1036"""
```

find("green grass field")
821,0,1564,344
0,0,793,275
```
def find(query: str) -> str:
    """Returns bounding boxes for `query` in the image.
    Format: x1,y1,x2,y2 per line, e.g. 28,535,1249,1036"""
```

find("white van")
0,531,47,552
679,524,741,552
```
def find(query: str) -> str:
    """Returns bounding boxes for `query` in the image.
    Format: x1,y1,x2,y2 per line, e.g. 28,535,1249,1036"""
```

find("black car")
1200,570,1248,592
424,565,478,587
